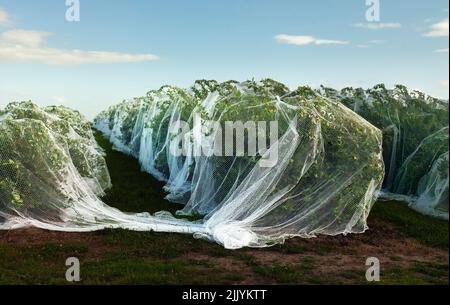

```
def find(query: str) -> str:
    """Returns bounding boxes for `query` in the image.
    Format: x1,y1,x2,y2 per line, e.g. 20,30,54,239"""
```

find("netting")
0,80,385,249
319,84,449,220
0,101,199,233
94,79,385,247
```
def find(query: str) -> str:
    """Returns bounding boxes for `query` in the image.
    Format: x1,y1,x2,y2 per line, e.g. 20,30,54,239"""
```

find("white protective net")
0,101,202,234
319,84,449,220
1,80,385,249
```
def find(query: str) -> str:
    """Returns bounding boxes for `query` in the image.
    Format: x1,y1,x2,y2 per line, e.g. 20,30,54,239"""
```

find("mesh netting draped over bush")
0,101,112,228
0,80,384,249
319,84,449,220
0,101,202,233
94,79,385,248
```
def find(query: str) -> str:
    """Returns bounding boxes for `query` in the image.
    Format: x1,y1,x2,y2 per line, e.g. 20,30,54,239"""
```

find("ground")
0,132,448,285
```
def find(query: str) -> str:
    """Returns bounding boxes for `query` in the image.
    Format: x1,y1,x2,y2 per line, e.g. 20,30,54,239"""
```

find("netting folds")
94,79,384,248
1,79,387,249
319,84,449,220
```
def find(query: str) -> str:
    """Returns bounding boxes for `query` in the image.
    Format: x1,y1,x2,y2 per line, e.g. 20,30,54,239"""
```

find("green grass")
372,200,449,249
380,261,450,285
252,263,312,284
0,242,87,285
81,258,237,285
95,131,183,215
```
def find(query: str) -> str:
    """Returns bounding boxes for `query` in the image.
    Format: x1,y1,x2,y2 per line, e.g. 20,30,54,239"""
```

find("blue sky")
0,0,448,118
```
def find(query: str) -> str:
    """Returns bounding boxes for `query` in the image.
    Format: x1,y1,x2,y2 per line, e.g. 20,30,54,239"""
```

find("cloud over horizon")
0,29,160,65
423,18,449,37
274,34,349,46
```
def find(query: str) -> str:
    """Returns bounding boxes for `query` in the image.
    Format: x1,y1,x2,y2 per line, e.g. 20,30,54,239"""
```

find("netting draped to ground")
4,79,433,249
319,84,449,220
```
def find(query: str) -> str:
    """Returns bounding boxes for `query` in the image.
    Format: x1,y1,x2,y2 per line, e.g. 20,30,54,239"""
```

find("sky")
0,0,448,118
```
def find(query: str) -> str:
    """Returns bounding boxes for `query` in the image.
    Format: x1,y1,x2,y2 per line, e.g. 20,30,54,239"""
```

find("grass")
95,131,183,215
81,258,233,285
372,200,449,249
380,261,450,285
0,242,88,285
0,131,447,285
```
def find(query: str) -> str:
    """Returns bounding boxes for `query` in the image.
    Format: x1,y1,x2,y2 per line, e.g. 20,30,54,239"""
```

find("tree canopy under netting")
0,80,385,249
319,84,449,220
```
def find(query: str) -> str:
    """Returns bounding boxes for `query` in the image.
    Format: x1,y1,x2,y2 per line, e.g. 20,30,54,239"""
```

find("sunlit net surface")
1,80,387,249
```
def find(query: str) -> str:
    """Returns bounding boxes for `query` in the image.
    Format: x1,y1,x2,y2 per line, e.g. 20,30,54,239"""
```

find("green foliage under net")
319,84,449,219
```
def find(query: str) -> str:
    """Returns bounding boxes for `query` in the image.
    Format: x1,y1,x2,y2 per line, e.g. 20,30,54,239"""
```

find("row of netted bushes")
0,101,112,227
0,79,445,248
319,84,449,219
0,82,385,248
94,79,385,248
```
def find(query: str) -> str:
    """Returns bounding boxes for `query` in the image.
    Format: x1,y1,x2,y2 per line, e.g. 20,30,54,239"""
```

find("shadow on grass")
95,131,183,215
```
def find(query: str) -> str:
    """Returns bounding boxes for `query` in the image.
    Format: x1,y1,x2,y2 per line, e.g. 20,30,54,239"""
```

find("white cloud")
353,23,402,30
435,48,449,53
1,30,51,46
0,29,160,65
423,18,449,37
0,8,9,26
274,34,349,46
439,80,449,89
